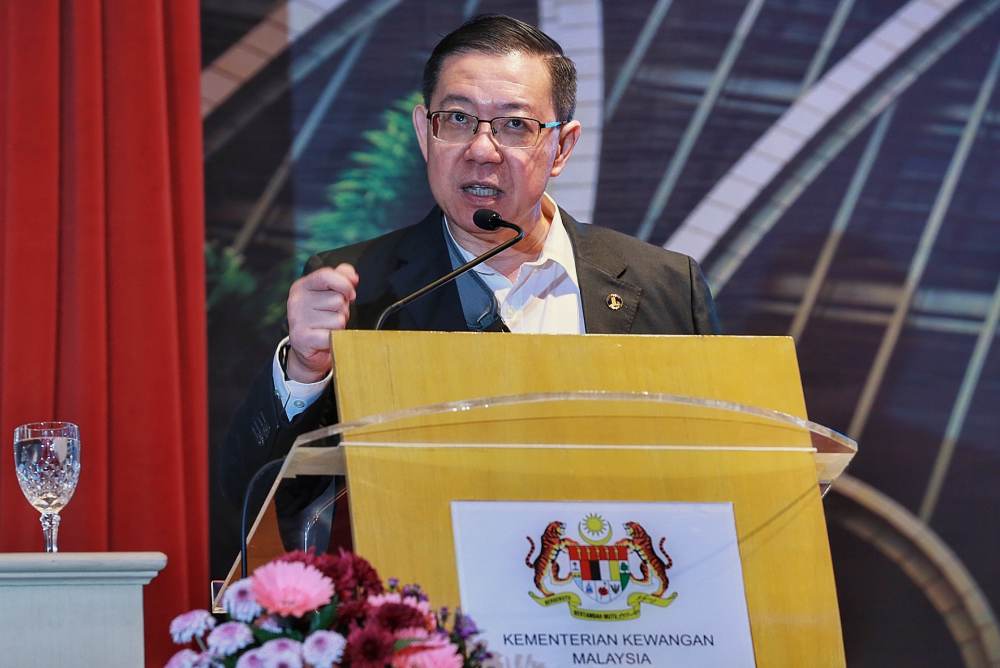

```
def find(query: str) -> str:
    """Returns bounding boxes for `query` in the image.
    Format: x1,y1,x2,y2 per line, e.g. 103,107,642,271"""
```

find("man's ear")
550,120,581,177
412,105,430,161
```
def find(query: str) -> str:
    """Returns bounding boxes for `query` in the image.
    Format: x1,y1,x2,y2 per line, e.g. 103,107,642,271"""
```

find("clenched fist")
285,263,359,383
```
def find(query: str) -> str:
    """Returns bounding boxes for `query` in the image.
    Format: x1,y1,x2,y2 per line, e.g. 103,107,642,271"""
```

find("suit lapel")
562,211,641,334
384,208,468,332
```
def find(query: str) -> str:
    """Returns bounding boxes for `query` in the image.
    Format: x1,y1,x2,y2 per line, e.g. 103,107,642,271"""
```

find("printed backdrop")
201,1,1000,665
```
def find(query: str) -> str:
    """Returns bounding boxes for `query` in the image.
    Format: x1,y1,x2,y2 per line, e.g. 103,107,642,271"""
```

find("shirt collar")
442,193,580,287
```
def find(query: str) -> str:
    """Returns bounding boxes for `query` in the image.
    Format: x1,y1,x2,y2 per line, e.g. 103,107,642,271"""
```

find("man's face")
413,51,580,238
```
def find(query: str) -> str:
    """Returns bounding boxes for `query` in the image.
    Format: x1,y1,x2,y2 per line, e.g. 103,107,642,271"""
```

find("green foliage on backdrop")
301,91,424,257
206,91,425,327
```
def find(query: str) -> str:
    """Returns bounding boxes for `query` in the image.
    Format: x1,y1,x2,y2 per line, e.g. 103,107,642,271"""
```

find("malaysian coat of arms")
525,514,678,621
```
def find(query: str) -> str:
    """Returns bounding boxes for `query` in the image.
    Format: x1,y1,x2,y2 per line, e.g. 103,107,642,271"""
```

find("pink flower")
394,626,431,641
206,621,254,656
392,634,464,668
223,578,262,622
366,592,402,607
165,648,200,668
302,630,347,668
170,610,217,644
252,561,333,617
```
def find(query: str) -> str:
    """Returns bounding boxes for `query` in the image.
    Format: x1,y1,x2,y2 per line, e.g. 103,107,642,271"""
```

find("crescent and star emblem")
579,513,612,545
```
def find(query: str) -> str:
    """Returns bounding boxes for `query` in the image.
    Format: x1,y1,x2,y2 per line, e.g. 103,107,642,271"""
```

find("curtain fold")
0,1,207,665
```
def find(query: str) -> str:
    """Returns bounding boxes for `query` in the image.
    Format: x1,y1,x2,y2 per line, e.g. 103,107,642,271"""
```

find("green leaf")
251,627,285,644
207,90,427,331
309,601,338,633
394,637,424,650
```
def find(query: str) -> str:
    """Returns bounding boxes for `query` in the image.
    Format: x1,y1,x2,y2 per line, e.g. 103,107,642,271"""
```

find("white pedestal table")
0,552,167,667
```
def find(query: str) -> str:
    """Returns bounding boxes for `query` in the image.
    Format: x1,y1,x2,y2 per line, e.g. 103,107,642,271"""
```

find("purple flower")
260,638,303,668
164,650,221,668
401,583,429,602
454,611,480,640
206,621,254,656
256,615,283,633
165,648,200,668
261,638,301,655
170,610,217,644
223,578,263,622
235,649,266,668
302,630,346,668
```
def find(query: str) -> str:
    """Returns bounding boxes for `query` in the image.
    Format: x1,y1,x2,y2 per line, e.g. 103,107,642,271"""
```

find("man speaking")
223,15,720,509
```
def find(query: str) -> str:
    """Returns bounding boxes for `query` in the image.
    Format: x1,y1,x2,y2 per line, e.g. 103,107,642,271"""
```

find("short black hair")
422,14,577,121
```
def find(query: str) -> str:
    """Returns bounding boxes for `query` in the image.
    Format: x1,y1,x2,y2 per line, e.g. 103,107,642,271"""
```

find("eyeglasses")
427,111,566,148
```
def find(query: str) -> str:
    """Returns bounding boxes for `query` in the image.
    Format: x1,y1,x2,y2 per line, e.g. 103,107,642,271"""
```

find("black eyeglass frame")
426,110,567,148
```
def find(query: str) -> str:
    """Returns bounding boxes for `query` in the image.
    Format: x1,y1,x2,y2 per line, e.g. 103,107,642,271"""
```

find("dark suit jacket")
221,207,720,504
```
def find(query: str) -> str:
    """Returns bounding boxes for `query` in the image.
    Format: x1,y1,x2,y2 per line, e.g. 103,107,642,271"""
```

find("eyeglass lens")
432,112,541,148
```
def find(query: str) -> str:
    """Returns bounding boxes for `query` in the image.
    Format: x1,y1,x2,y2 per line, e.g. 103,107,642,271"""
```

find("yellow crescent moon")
579,518,612,545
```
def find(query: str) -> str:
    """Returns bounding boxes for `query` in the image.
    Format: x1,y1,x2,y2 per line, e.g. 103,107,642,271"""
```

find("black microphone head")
473,208,503,231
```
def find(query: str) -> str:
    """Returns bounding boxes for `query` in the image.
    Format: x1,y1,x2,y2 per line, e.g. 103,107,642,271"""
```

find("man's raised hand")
285,263,359,383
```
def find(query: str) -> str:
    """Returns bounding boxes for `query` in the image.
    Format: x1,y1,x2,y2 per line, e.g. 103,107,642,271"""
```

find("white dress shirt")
273,194,583,420
444,196,583,334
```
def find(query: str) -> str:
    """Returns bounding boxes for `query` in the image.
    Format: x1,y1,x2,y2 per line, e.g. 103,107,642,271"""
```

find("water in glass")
13,422,81,552
14,436,80,512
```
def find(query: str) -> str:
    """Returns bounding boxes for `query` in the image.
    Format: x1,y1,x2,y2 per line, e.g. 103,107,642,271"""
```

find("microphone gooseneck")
373,209,523,329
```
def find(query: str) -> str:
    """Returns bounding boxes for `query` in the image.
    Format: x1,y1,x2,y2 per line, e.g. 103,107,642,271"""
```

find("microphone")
473,208,504,230
374,209,523,329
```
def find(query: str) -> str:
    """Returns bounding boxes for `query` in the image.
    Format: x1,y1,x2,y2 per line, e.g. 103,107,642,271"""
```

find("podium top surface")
287,332,856,485
332,332,808,421
0,552,167,584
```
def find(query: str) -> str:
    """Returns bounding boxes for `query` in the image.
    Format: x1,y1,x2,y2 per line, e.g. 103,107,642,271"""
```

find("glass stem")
40,513,60,553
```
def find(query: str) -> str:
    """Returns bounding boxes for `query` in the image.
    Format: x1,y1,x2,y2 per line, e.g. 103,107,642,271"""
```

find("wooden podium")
231,332,856,666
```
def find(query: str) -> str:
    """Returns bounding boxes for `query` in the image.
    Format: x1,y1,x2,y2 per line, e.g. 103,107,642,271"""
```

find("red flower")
372,602,429,634
282,549,383,603
332,549,383,599
336,598,370,627
345,624,396,668
598,586,609,596
277,550,317,566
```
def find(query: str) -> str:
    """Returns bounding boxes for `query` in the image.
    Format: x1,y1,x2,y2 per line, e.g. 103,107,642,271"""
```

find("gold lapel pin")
606,293,623,310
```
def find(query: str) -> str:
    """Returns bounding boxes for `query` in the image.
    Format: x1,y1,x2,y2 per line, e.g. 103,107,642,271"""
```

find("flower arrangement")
167,550,490,668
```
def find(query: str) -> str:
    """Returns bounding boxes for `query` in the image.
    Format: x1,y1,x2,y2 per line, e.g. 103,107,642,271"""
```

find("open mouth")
461,183,503,198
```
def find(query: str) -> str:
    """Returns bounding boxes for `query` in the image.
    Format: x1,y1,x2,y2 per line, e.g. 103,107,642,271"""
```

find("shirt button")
293,400,306,408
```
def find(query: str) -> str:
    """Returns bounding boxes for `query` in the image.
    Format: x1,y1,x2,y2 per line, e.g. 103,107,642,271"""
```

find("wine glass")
13,421,81,552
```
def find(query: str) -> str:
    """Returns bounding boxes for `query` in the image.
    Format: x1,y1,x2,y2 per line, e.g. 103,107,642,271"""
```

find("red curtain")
0,1,207,664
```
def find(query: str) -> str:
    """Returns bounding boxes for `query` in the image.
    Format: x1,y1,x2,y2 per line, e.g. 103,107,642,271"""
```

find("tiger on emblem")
525,520,576,597
623,520,673,597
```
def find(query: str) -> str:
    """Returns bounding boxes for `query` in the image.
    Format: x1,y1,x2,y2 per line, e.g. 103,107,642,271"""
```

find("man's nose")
466,120,502,160
473,119,493,135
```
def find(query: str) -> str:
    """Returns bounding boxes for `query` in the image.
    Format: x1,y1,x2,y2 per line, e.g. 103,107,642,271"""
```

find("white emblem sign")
451,501,756,667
